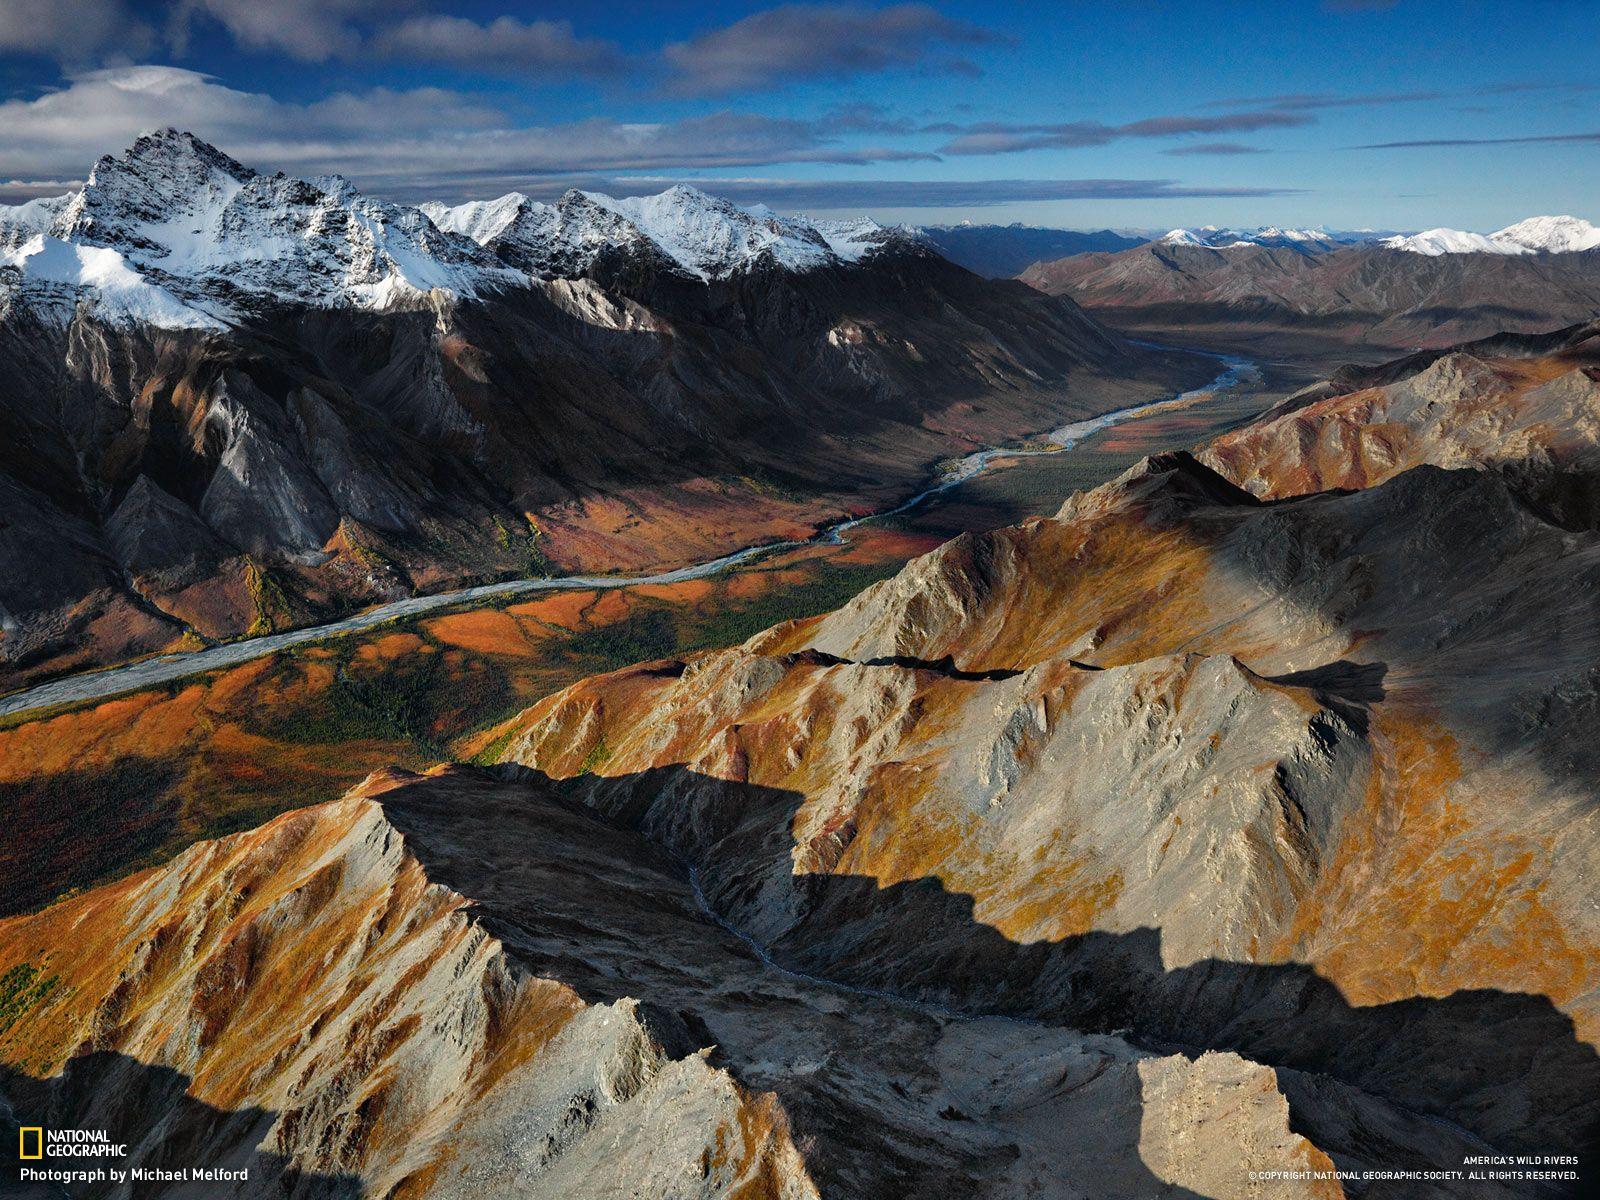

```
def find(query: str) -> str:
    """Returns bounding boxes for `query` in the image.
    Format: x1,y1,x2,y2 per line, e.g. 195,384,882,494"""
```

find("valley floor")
0,363,1281,918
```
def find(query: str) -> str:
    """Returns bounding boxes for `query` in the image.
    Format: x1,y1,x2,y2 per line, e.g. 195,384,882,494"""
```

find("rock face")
1202,330,1600,527
489,444,1600,1187
0,766,1387,1199
1022,238,1600,349
0,131,1199,690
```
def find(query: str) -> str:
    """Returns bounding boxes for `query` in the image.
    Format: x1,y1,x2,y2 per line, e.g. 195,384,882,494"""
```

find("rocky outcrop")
1202,343,1600,527
0,766,1400,1199
488,451,1600,1187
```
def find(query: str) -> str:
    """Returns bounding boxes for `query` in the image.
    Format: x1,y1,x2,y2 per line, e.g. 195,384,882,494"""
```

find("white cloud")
664,3,998,95
169,0,393,62
0,66,936,202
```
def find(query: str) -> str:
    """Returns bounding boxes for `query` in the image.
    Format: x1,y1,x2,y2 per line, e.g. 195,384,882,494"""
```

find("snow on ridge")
2,129,529,329
1492,215,1600,253
1383,215,1600,256
1155,214,1600,257
427,184,910,281
1157,226,1342,250
1,234,223,329
6,130,921,330
0,194,74,251
1382,228,1528,256
420,192,538,247
593,185,834,278
810,216,899,262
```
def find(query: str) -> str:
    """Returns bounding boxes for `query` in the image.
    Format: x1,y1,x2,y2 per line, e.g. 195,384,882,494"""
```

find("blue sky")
0,0,1596,230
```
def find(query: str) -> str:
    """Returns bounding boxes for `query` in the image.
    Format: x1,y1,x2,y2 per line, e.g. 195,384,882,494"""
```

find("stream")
0,354,1259,720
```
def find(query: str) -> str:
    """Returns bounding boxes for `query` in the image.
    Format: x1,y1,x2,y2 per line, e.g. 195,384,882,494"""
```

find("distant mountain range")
917,224,1144,277
0,130,1198,691
915,216,1600,281
1153,225,1386,251
1023,215,1600,351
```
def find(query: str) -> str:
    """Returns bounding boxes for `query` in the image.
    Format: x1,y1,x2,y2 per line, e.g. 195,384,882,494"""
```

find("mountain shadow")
0,758,183,919
486,763,1600,1199
373,767,1210,1199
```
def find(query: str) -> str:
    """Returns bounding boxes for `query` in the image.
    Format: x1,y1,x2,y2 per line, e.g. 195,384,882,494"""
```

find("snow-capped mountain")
1382,215,1600,256
422,187,911,281
1496,215,1600,253
1,130,916,330
1156,226,1347,251
1381,228,1525,256
1,130,521,328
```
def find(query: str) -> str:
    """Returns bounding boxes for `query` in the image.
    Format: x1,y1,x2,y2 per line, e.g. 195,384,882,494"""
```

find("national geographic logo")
14,1126,128,1159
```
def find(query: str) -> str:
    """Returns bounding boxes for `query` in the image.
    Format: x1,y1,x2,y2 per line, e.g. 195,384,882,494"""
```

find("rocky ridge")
1202,329,1600,525
0,766,1377,1199
474,339,1600,1190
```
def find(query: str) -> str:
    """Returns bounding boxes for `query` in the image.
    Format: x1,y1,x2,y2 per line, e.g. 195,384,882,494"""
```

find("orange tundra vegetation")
0,534,914,917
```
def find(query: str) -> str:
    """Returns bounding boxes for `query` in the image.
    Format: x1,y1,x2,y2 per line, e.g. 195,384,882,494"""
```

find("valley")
0,355,1286,919
6,318,1600,1195
0,132,1215,696
3,121,1599,1200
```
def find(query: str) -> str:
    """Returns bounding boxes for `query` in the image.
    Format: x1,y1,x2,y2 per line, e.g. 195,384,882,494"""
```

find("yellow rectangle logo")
19,1127,42,1159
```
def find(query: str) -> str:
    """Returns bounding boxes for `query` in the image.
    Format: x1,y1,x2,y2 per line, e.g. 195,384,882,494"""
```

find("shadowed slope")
0,765,1388,1198
489,453,1600,1190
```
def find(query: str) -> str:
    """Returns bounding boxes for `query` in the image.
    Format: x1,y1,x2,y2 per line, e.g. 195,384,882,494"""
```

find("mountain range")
4,317,1598,1196
1153,225,1380,250
917,224,1144,278
0,130,1201,692
1023,216,1600,354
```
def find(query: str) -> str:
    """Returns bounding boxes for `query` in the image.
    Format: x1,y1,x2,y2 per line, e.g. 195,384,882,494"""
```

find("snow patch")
2,234,223,329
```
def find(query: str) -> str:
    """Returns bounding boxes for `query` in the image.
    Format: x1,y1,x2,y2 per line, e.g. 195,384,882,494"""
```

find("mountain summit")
0,131,918,329
423,183,906,281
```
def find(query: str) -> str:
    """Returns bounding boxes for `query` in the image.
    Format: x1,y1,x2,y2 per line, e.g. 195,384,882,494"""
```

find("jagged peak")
5,130,925,328
122,127,252,170
80,128,255,204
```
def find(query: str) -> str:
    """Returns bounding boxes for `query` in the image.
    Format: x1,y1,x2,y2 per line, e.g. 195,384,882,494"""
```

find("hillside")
1022,234,1600,355
0,131,1207,692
